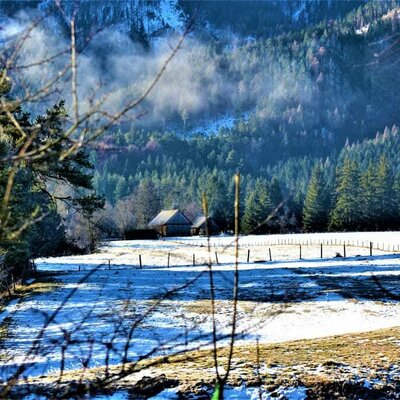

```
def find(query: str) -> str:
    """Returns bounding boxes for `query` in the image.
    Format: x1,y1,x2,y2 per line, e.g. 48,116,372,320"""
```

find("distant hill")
0,0,368,43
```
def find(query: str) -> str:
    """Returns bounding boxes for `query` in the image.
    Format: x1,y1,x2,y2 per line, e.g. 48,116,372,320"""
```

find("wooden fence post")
320,243,323,259
108,260,111,270
215,252,219,264
167,253,170,268
343,244,346,258
139,254,142,269
193,254,195,266
269,248,272,262
247,249,250,263
370,242,373,257
299,245,302,260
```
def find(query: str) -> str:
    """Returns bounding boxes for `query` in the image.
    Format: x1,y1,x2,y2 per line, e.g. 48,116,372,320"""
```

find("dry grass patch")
14,278,61,299
18,325,400,394
182,300,258,315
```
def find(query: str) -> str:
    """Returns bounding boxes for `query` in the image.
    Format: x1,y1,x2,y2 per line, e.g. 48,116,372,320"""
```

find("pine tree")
375,156,395,230
329,158,362,231
302,165,329,232
269,177,283,209
0,75,103,278
242,179,274,234
393,171,400,227
203,173,231,230
360,163,380,230
241,190,259,234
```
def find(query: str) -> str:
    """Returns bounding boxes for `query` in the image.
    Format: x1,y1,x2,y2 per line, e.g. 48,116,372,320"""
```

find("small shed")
191,216,220,236
147,210,192,237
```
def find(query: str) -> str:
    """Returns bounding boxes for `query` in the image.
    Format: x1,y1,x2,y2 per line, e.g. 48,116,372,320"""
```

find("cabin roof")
148,210,192,228
192,216,207,228
192,216,219,229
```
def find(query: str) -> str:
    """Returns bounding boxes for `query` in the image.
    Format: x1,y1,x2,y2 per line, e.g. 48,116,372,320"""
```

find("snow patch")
218,384,307,399
278,386,307,400
149,387,179,399
159,0,184,31
355,24,370,35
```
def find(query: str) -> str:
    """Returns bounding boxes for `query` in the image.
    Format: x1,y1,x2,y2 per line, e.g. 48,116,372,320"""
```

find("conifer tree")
203,173,231,230
269,177,283,208
360,163,380,230
393,171,400,228
241,190,259,234
329,157,362,231
242,179,274,234
302,165,329,232
0,75,103,278
376,156,395,230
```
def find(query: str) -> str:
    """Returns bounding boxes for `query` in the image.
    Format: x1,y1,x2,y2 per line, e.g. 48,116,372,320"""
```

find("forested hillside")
88,1,400,235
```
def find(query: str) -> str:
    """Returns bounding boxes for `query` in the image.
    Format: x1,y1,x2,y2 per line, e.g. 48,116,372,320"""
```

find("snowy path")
2,232,400,380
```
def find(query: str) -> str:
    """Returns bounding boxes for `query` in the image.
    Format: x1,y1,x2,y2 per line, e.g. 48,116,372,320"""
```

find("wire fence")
172,236,400,253
36,236,400,272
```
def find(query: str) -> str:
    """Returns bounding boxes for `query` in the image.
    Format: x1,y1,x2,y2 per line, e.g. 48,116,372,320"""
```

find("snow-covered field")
1,232,400,396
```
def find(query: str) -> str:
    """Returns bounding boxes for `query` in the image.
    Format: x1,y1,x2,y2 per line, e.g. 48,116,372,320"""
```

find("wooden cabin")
191,216,220,236
147,210,192,237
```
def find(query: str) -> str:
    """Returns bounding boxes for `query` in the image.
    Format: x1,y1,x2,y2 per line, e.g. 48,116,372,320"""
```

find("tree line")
91,124,400,238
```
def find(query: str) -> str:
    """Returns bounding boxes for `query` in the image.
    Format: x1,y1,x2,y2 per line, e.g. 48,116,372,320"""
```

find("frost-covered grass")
2,232,400,397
